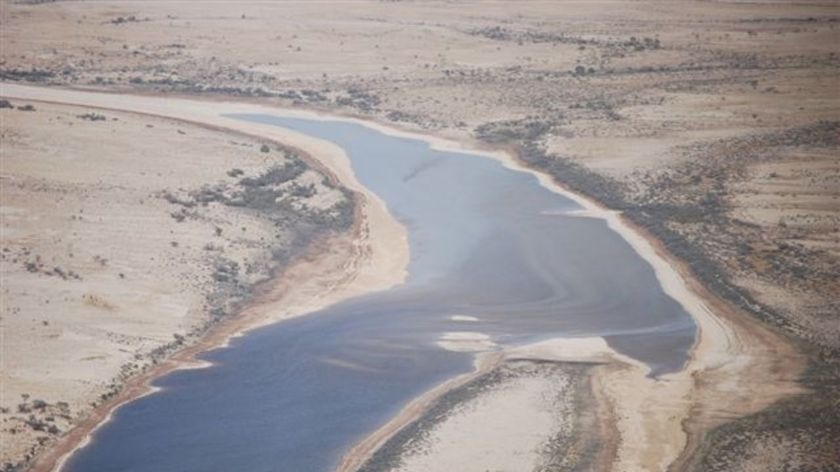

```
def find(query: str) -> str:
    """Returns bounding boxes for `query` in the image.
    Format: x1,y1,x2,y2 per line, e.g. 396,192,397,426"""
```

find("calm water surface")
64,116,695,472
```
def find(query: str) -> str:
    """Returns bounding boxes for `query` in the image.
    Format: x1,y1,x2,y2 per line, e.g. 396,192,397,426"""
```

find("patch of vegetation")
476,118,626,208
625,36,661,51
156,146,356,332
108,15,146,25
289,182,316,198
0,68,54,83
335,87,381,112
239,160,306,187
77,112,107,121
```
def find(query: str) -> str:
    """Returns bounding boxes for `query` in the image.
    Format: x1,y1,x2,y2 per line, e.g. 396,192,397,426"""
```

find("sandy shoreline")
349,357,604,472
33,230,380,472
338,339,627,470
1,83,806,472
1,84,410,472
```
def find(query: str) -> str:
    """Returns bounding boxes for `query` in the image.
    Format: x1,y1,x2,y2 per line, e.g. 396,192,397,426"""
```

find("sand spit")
340,337,622,472
0,84,807,472
357,359,601,472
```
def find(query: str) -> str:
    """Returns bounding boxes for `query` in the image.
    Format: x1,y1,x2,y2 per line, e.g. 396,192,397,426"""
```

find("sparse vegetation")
77,112,107,121
109,15,145,25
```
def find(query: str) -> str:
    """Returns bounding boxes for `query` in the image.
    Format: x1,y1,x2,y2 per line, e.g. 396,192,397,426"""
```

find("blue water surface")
64,116,695,472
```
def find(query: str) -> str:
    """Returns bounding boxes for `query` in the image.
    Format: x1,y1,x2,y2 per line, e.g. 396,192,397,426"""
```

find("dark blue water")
63,116,695,472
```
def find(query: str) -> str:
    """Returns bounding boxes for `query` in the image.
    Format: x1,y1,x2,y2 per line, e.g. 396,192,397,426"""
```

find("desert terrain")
1,0,838,471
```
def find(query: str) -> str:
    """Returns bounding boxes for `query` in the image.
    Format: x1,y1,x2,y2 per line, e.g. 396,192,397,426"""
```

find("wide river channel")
64,115,696,472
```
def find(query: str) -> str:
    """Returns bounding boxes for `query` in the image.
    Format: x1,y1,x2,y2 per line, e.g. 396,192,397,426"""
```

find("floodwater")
63,116,695,472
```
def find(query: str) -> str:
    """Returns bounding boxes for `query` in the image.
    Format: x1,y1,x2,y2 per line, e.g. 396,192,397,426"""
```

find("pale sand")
1,84,806,472
0,83,410,307
337,337,618,471
1,83,412,339
338,337,624,472
390,362,580,472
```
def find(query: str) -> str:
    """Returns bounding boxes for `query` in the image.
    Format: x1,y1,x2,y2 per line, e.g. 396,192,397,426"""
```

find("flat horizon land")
1,1,838,472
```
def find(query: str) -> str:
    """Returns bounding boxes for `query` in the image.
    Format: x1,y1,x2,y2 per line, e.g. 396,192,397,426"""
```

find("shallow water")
64,116,695,472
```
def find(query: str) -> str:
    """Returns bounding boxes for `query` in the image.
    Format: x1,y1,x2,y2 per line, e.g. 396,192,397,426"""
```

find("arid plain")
1,1,838,471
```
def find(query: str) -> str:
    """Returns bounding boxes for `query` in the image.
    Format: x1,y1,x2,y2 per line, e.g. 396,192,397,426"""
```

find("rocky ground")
1,0,838,470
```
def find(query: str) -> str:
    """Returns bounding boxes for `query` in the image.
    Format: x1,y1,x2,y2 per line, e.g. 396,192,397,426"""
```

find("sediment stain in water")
63,116,695,472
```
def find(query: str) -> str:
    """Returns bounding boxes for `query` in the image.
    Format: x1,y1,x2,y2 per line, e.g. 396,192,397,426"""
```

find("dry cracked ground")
1,1,838,471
